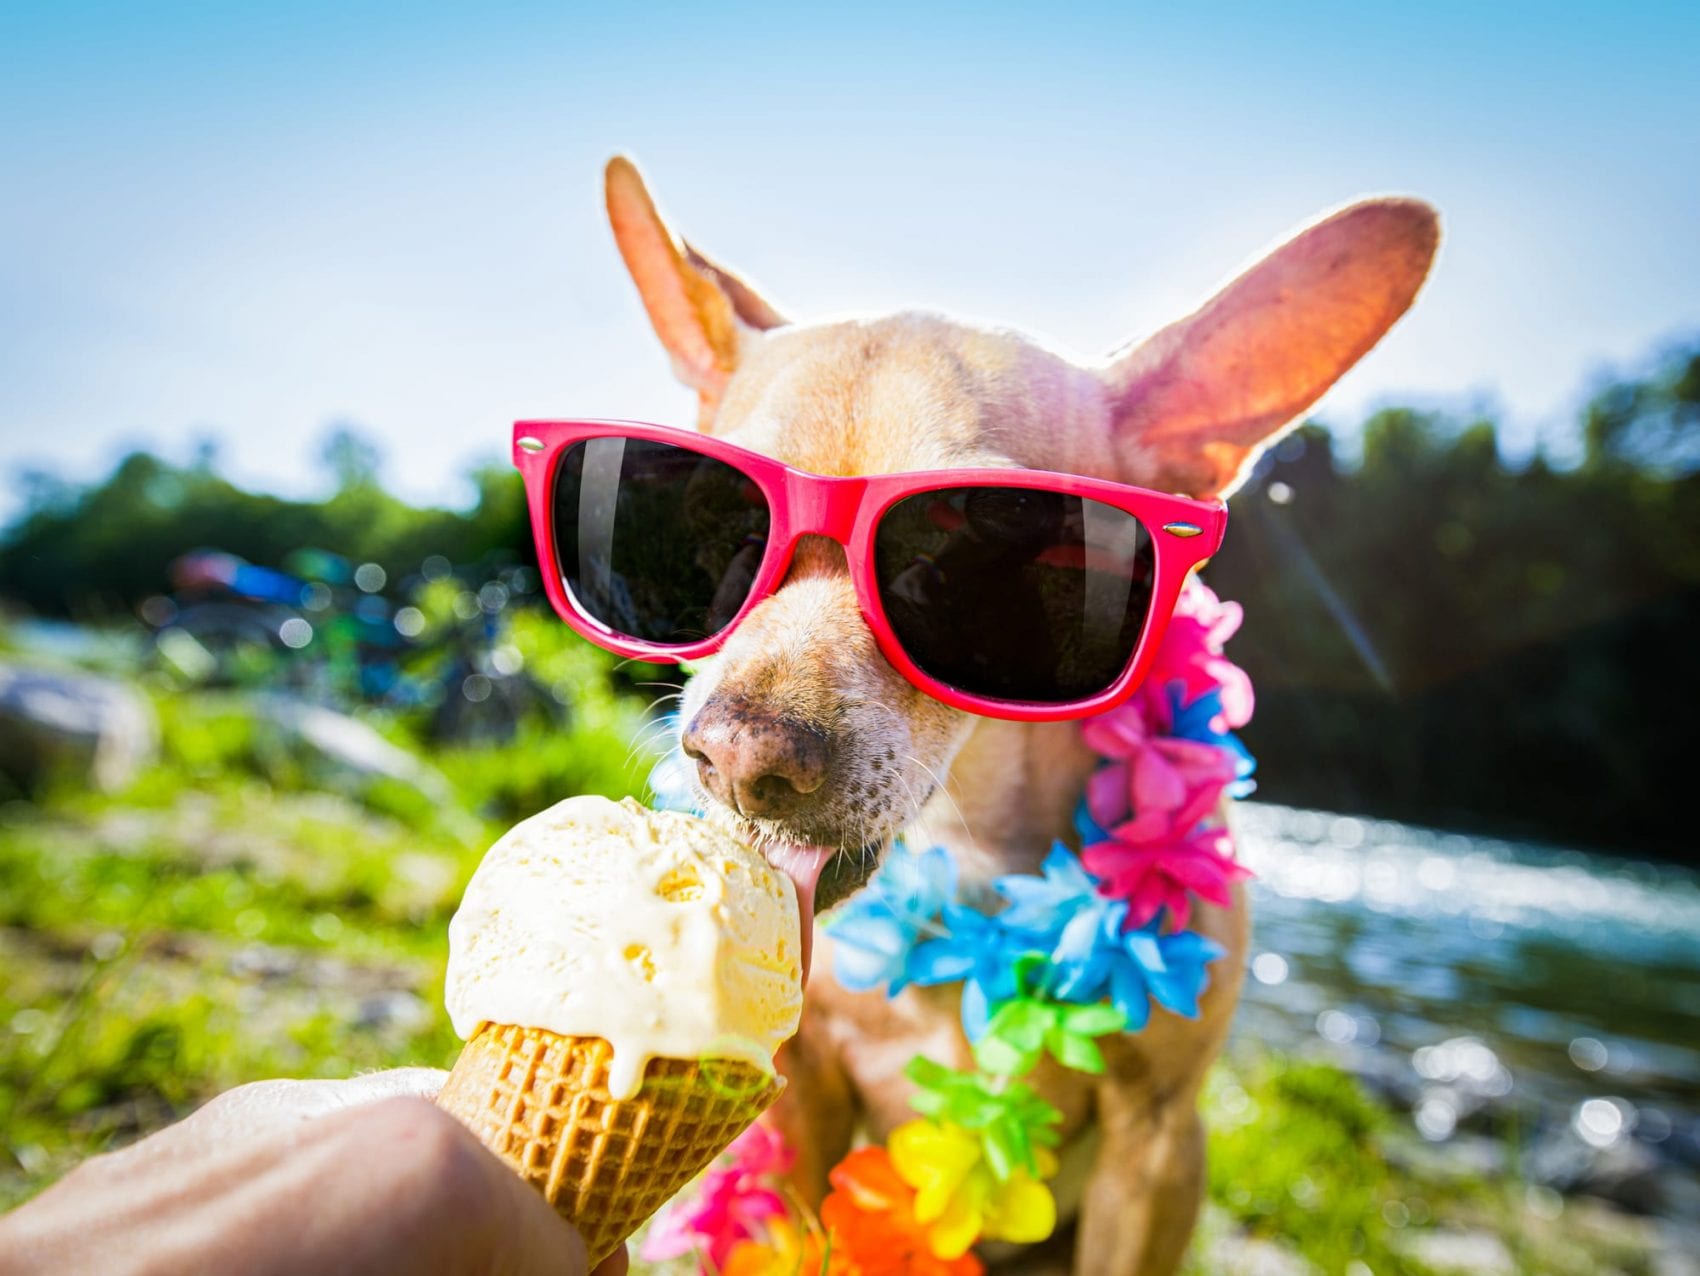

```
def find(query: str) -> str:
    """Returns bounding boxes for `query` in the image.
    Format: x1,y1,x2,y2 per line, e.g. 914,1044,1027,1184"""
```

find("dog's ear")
1102,197,1439,497
605,156,787,424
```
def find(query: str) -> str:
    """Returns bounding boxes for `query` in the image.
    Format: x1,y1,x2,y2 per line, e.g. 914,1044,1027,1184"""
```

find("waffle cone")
435,1022,784,1265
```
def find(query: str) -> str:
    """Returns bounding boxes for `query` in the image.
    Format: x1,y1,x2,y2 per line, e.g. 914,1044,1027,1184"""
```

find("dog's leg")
1135,1109,1207,1274
767,1010,859,1207
1070,887,1243,1273
1074,1090,1206,1276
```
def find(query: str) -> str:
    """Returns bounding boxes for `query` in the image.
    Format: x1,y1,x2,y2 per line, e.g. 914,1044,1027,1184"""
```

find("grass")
1187,1057,1663,1275
0,639,1670,1272
0,624,656,1207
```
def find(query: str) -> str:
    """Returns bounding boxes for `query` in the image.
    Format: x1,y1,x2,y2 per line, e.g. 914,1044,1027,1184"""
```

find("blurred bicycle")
144,549,569,746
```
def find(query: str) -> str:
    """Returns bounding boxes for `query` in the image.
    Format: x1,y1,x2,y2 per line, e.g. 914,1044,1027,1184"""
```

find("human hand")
0,1068,628,1276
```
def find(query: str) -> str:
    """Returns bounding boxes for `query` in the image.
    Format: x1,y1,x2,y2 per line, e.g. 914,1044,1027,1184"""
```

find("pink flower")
724,1120,795,1179
1082,709,1237,846
1144,583,1254,729
640,1121,795,1269
1081,828,1251,929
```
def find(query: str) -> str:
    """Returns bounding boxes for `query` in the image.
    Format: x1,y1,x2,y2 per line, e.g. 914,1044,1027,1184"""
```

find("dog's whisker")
611,656,682,683
639,690,685,719
624,718,684,773
888,764,925,842
631,714,681,748
626,717,675,751
624,721,682,767
903,754,968,843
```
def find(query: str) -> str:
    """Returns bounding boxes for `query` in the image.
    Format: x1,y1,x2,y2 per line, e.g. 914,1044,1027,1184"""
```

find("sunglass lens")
552,437,770,645
873,486,1154,703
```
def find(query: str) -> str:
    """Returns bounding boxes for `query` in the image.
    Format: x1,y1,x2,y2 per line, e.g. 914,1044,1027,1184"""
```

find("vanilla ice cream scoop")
445,796,803,1099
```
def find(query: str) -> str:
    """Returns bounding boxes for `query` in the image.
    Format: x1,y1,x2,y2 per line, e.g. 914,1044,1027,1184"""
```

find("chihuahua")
596,156,1437,1273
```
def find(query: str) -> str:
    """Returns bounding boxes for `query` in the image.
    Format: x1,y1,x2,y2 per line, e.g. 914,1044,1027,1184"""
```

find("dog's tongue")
763,842,833,984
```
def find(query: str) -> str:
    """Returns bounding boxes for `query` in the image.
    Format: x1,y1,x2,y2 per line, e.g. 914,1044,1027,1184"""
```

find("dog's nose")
681,701,831,819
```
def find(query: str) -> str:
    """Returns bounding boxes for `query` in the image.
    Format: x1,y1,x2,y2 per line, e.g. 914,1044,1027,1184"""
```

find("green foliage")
1203,1058,1415,1270
5,344,1698,853
429,609,659,820
0,668,654,1210
0,696,1664,1269
0,437,529,617
0,586,670,1206
320,428,383,492
152,692,277,782
1193,1055,1663,1276
1206,340,1700,855
1583,348,1700,476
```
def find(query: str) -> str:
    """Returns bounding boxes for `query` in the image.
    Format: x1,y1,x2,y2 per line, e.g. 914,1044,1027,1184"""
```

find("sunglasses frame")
513,419,1228,722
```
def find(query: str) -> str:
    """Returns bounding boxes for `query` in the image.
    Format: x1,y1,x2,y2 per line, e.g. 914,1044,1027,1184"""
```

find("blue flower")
828,843,957,997
834,837,1225,1043
1165,687,1257,797
1136,926,1226,1019
1048,904,1226,1031
647,748,704,815
908,904,1037,1040
992,842,1225,1030
992,842,1226,1033
995,843,1111,943
646,715,705,814
878,840,961,922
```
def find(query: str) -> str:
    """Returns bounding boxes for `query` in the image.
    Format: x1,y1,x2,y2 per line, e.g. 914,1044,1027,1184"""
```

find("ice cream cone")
436,1021,785,1266
437,799,804,1265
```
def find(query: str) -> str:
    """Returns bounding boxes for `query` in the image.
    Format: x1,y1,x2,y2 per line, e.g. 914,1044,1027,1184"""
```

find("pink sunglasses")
513,420,1227,722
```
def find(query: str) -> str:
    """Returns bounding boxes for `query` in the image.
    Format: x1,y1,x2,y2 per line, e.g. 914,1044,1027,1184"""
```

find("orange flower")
722,1216,850,1276
816,1147,984,1276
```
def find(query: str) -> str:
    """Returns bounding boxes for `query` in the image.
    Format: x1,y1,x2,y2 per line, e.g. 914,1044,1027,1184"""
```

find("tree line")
3,345,1696,859
1207,342,1697,859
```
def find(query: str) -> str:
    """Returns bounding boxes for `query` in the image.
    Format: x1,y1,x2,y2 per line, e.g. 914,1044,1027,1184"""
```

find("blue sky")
2,1,1696,521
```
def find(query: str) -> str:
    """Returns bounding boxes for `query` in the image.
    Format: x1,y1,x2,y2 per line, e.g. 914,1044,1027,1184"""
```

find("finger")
274,1097,592,1276
319,1067,450,1107
591,1244,630,1276
175,1068,451,1144
418,1103,592,1276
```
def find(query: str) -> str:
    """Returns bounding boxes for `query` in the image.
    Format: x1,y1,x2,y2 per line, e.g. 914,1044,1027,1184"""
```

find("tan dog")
601,156,1437,1274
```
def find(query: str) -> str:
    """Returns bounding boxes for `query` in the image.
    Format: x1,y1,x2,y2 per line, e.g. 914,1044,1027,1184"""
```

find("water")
1232,801,1700,1148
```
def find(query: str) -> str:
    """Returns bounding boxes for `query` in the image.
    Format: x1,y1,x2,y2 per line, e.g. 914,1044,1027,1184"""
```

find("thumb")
177,1068,450,1143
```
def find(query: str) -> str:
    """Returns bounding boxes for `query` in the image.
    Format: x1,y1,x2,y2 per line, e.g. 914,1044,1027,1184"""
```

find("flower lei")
645,582,1256,1274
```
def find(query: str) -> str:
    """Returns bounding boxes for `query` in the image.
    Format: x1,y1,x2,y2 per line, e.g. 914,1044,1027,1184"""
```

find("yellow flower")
888,1118,1059,1259
981,1167,1056,1244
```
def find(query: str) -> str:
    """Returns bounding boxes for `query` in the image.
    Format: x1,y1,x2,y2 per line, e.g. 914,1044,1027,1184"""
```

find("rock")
1655,1221,1700,1276
1404,1230,1516,1275
254,695,447,800
1208,1235,1317,1276
1385,1130,1509,1182
0,662,158,792
1524,1127,1667,1214
229,944,301,981
1666,1116,1700,1172
1657,1169,1700,1225
1582,1137,1667,1215
353,990,430,1032
1341,1044,1423,1109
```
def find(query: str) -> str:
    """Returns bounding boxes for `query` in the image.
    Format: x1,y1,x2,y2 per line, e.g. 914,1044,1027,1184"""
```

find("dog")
599,155,1438,1273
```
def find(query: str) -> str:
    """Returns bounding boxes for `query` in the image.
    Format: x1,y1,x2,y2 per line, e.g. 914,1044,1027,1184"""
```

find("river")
1232,801,1700,1197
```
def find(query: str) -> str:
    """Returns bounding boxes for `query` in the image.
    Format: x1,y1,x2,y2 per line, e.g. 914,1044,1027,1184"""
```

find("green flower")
904,1057,1063,1180
973,958,1127,1077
